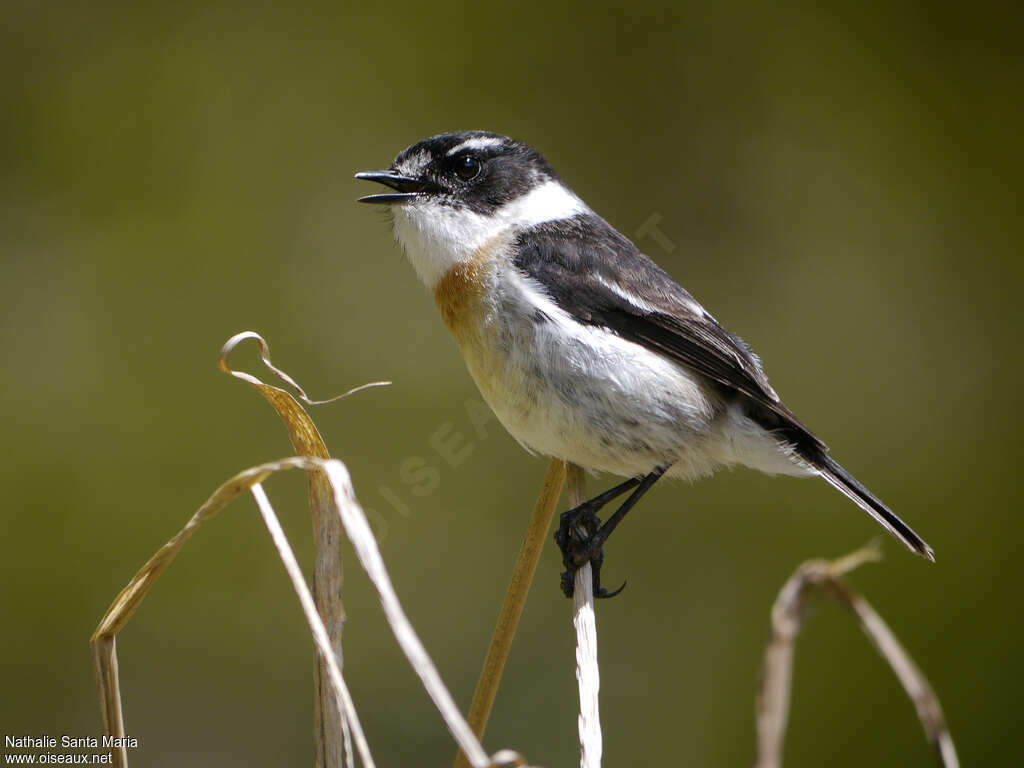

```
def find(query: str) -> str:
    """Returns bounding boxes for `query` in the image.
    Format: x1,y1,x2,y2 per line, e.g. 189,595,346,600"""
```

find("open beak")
354,170,428,204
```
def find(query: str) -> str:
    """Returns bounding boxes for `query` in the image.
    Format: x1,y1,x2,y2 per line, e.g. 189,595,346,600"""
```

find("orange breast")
431,237,517,405
432,236,507,347
433,259,486,344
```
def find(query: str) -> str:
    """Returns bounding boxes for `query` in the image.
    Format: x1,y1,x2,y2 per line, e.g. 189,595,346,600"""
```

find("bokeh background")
2,1,1020,766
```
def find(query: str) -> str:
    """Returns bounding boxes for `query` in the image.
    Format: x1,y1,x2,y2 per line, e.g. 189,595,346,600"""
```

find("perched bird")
356,130,932,596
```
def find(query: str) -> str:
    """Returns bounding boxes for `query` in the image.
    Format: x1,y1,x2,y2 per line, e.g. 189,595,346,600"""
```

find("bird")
355,130,933,597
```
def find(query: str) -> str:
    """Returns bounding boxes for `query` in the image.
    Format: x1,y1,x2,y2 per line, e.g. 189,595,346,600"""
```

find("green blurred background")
2,1,1020,765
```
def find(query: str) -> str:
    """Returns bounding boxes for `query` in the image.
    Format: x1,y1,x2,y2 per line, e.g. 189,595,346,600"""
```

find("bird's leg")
555,464,671,598
554,475,640,550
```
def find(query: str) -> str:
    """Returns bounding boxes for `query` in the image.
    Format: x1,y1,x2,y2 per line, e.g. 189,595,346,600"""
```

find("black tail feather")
814,453,934,561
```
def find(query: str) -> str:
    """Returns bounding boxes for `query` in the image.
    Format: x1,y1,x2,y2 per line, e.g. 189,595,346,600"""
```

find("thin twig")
754,543,958,768
568,464,602,768
455,458,567,768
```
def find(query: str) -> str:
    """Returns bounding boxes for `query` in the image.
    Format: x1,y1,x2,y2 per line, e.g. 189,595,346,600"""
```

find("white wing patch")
594,274,660,314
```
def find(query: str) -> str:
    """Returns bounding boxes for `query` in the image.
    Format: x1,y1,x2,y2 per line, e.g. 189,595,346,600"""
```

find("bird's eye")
454,154,481,181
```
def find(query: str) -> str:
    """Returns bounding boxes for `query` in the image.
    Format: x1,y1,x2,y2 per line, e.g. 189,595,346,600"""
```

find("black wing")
512,214,826,453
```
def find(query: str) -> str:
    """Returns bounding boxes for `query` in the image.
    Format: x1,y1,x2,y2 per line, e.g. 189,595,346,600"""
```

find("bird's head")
356,131,587,288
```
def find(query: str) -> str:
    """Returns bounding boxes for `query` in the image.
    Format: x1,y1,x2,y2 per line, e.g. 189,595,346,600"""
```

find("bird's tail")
814,453,934,561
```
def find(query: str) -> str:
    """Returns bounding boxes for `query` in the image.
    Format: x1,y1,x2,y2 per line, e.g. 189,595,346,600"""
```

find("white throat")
392,180,589,289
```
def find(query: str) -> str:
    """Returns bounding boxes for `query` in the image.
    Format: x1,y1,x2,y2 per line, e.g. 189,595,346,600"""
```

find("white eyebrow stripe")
446,136,505,155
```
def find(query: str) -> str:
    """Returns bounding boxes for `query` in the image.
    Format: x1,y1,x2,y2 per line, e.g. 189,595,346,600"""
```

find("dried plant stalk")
252,480,372,767
455,459,567,768
217,331,389,768
754,544,958,768
567,464,602,768
90,458,352,767
93,332,508,768
92,455,507,768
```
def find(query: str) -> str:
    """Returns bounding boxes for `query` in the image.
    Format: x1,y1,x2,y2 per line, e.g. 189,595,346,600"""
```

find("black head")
355,131,558,215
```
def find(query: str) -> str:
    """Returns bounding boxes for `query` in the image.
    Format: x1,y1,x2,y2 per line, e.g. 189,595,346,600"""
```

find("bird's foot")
554,503,626,599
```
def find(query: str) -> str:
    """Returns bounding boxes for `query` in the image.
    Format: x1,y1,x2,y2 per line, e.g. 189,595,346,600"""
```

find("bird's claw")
554,504,626,599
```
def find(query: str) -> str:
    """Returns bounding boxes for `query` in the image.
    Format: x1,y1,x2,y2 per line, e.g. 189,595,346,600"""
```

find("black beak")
354,170,428,204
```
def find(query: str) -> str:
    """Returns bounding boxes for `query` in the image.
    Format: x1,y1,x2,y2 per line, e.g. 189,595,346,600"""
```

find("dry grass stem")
92,456,503,768
219,330,389,767
455,458,567,768
316,458,497,767
251,481,371,768
91,458,334,767
754,543,958,768
567,464,602,768
93,332,500,768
